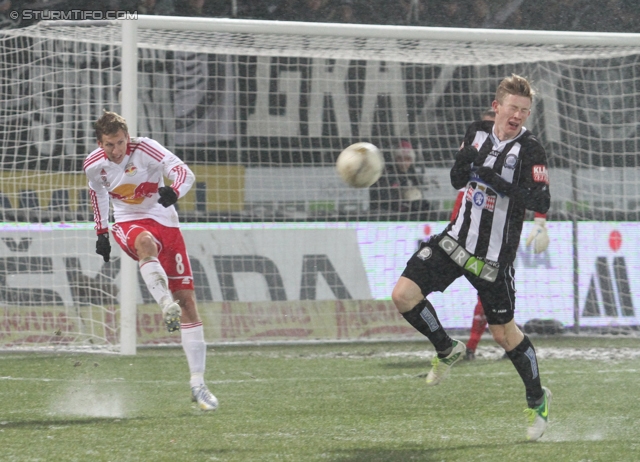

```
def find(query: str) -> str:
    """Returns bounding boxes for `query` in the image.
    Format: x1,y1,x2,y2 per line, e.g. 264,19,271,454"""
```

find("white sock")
181,322,206,388
139,257,172,307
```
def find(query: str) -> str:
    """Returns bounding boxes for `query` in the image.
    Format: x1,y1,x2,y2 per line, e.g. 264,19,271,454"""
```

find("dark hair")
95,111,128,141
495,74,535,103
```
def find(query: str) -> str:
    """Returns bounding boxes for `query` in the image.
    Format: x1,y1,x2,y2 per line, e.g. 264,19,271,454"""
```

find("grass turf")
1,336,640,461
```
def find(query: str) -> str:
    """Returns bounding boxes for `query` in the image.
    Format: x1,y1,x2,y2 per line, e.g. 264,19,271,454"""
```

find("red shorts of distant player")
111,218,194,292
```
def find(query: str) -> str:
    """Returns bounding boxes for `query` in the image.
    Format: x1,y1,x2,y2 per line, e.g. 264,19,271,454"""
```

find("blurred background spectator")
174,0,205,17
138,0,174,15
369,140,431,221
0,0,16,29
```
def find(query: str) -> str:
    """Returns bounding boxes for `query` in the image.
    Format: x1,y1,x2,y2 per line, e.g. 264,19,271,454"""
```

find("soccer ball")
336,142,385,188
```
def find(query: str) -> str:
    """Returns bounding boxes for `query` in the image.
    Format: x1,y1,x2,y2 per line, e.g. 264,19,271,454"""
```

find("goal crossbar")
135,17,640,47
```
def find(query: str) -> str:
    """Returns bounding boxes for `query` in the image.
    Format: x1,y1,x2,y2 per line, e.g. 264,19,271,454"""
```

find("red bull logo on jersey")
124,162,137,176
110,182,158,204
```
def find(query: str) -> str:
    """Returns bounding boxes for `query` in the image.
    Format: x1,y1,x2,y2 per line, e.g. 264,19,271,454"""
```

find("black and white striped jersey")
446,121,550,266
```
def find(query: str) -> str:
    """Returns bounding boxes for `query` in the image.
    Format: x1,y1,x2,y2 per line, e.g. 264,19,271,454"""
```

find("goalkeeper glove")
525,217,550,254
158,186,178,207
96,233,111,262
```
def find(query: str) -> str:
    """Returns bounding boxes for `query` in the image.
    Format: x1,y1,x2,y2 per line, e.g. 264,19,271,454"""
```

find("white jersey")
83,137,195,233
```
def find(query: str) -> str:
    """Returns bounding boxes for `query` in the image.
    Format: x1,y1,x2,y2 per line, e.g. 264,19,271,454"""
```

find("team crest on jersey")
532,165,549,184
504,153,518,169
471,188,495,211
473,190,485,208
417,246,432,260
124,162,137,176
100,168,110,187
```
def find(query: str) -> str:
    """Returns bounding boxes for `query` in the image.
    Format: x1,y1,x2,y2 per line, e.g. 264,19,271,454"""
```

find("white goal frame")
3,17,640,354
116,17,640,353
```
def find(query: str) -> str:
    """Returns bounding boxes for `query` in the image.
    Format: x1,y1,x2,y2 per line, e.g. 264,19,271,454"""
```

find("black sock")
506,335,543,407
401,299,452,353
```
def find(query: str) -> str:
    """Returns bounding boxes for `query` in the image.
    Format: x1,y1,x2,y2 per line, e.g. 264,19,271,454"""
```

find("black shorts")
401,237,516,325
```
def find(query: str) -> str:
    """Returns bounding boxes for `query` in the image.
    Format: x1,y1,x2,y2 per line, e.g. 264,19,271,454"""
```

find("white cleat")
191,385,219,411
425,339,466,386
525,386,552,441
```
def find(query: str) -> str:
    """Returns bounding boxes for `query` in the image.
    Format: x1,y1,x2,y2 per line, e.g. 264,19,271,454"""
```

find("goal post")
2,17,640,353
119,19,138,355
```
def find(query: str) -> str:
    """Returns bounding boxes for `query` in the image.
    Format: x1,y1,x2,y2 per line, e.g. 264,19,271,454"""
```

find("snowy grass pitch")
1,336,639,461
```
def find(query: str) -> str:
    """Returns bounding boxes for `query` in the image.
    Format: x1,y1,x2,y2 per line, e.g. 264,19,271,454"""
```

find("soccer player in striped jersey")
391,75,551,441
84,111,218,411
457,108,550,361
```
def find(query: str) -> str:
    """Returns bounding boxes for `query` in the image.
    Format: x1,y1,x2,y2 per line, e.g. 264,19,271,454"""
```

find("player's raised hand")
455,145,479,164
96,233,111,262
158,186,178,207
475,166,514,196
525,217,549,254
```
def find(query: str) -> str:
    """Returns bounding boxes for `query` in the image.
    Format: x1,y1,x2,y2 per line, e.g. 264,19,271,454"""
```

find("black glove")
455,145,479,164
476,166,516,196
96,233,111,262
158,186,178,207
477,167,551,210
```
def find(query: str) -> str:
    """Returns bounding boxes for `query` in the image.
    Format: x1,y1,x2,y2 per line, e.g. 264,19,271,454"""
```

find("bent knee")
135,232,159,257
490,328,523,351
491,331,508,348
391,287,407,312
391,278,424,314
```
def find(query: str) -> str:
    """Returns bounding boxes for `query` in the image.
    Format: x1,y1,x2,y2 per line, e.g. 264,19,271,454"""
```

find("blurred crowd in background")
1,0,639,32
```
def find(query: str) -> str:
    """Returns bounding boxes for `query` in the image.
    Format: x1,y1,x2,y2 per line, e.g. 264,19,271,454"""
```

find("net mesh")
1,19,640,350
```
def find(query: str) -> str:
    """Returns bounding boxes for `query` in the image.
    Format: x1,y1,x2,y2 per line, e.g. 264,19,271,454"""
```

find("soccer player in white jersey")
391,75,551,441
83,111,217,411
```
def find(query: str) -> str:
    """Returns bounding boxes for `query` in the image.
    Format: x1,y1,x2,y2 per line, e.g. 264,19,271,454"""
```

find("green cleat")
524,386,552,441
425,339,466,386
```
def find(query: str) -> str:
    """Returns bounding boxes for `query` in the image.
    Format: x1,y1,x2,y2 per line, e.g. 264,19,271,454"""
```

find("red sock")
466,298,487,352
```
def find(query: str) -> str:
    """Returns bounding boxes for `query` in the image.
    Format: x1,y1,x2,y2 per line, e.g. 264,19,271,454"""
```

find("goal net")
1,17,640,352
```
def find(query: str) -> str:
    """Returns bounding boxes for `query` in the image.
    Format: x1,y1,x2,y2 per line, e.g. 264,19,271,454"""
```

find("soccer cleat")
464,348,476,361
162,301,181,333
425,339,466,386
191,385,218,411
524,386,552,441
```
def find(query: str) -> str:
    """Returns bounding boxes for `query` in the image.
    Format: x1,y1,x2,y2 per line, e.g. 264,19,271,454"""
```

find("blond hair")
495,74,535,104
